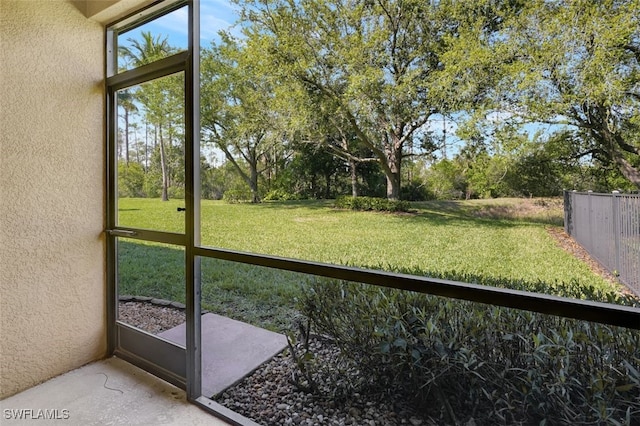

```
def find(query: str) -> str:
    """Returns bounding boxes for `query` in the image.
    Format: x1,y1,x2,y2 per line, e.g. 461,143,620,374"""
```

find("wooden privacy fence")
564,190,640,296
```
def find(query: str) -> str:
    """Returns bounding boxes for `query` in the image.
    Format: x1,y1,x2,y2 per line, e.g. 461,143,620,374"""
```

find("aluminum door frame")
105,0,201,397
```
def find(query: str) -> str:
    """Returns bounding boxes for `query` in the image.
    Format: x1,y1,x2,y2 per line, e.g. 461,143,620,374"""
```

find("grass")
116,197,624,330
118,242,310,330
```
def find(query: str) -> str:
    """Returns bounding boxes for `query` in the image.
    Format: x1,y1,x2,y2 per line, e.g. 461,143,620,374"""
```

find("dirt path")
545,226,626,291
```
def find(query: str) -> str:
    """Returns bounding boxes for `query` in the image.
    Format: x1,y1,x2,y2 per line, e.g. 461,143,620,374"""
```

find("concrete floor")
0,357,232,425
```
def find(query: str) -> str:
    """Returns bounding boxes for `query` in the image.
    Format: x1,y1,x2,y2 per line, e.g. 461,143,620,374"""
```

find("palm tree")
119,32,179,201
118,89,138,165
119,32,175,68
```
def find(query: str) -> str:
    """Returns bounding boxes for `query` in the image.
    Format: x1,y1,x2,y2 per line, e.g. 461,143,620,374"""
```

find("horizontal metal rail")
106,51,189,91
194,246,640,330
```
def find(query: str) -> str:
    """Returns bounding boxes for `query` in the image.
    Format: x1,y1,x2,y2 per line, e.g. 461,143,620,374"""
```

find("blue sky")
118,0,242,53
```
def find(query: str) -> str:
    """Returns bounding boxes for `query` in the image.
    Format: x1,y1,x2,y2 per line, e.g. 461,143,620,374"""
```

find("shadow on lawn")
221,198,563,228
244,199,334,210
412,199,564,227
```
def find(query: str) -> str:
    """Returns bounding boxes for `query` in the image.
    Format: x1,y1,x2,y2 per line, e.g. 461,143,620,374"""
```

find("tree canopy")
116,1,640,202
494,0,640,187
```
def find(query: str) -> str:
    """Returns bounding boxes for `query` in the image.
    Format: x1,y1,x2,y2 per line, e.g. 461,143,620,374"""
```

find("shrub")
143,172,162,198
397,268,640,307
223,189,253,203
168,186,185,199
118,161,145,197
295,277,640,425
263,189,299,201
401,180,433,201
334,196,410,212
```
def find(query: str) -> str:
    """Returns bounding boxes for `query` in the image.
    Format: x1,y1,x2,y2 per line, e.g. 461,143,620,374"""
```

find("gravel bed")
117,301,431,425
118,301,186,334
215,336,430,426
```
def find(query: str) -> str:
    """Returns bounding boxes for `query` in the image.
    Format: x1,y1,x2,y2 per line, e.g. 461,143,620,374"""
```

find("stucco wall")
0,0,107,399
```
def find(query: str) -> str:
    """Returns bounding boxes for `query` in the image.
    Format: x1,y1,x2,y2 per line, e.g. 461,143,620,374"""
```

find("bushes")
118,161,146,197
295,278,640,424
223,189,253,203
334,196,410,212
168,186,185,199
397,268,640,307
401,179,433,201
263,189,299,201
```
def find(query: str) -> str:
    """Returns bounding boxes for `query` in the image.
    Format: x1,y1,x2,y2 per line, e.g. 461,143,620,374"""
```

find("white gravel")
215,336,431,426
118,301,186,334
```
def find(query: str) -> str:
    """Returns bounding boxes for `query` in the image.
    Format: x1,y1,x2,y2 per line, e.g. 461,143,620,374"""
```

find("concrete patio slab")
158,313,288,398
0,357,231,426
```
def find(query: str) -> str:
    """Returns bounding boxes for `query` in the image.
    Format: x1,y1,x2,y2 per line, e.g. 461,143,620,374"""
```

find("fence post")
587,190,593,252
563,190,570,234
612,191,621,277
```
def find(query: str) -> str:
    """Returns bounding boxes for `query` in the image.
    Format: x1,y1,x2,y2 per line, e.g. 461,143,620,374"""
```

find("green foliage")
222,188,254,203
167,186,184,200
115,1,640,203
201,35,283,203
117,34,184,202
424,159,467,200
119,31,176,68
142,171,162,199
400,178,433,202
263,189,299,201
394,267,639,308
275,143,354,199
494,0,640,188
118,161,146,198
237,0,520,199
200,160,249,200
334,196,410,212
422,126,638,200
297,280,640,424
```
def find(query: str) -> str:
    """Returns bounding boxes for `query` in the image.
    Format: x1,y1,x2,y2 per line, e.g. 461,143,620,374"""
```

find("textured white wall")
0,0,107,399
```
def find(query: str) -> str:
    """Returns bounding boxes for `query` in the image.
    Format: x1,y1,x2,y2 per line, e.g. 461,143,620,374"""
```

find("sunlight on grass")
117,197,623,329
118,198,186,233
117,197,608,288
199,198,604,288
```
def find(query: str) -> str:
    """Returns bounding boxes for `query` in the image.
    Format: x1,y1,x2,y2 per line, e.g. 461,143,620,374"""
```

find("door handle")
106,229,138,237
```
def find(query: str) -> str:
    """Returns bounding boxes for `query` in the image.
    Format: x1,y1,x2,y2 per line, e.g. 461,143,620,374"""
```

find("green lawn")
116,197,623,330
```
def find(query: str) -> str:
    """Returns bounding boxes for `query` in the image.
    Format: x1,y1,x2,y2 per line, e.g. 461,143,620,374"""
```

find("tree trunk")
159,125,169,201
249,164,260,203
310,174,317,198
349,159,358,197
144,124,149,170
325,172,331,199
218,145,261,203
385,147,402,200
386,172,401,200
609,131,640,189
124,108,130,165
